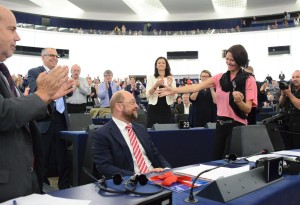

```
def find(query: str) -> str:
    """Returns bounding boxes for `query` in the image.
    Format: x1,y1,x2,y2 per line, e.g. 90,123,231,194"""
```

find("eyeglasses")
200,75,210,78
117,100,136,105
43,54,59,58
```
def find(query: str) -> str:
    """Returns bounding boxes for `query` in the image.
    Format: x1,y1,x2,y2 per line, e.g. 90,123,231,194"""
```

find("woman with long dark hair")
158,45,257,159
146,57,176,128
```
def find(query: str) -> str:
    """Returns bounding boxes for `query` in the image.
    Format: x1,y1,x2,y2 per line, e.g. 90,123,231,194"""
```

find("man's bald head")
110,91,125,113
0,6,20,61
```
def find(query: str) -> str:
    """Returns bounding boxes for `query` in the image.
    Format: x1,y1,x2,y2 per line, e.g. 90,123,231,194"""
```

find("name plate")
179,120,190,129
264,157,283,182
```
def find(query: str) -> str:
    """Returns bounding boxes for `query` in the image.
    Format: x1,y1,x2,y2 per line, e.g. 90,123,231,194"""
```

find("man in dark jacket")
0,5,73,202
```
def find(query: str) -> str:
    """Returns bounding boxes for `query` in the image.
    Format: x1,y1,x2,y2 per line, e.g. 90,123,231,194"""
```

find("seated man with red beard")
91,90,171,178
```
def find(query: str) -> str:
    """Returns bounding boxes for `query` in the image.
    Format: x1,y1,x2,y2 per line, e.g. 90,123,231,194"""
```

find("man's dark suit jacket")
125,83,141,105
87,86,97,107
175,103,190,114
27,66,70,132
91,120,171,178
0,70,45,201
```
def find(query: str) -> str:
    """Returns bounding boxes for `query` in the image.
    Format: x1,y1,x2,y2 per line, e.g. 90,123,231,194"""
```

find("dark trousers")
214,120,244,160
67,103,87,113
42,110,70,189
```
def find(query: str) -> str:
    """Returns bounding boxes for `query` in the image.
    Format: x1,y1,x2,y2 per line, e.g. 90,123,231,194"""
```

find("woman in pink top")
158,45,257,160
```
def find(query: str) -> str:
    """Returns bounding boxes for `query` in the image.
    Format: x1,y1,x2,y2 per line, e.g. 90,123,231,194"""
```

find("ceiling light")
123,0,168,16
213,0,247,8
30,0,83,14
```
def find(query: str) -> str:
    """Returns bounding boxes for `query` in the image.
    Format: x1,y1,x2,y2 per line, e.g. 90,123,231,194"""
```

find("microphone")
184,149,269,203
82,167,101,184
126,174,148,186
184,165,225,203
271,128,300,135
82,167,109,188
127,174,139,186
262,112,285,124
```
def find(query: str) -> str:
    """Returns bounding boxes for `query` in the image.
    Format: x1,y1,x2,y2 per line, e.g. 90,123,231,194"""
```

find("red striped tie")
126,124,148,174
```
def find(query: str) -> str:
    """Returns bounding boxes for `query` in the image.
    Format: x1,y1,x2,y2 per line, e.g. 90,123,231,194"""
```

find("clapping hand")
232,91,244,103
167,76,173,86
50,79,75,101
155,77,165,88
36,65,72,104
157,84,173,97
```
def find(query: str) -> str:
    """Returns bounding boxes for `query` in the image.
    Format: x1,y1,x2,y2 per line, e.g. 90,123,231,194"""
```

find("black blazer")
91,120,171,178
0,71,45,201
27,66,70,133
125,83,141,104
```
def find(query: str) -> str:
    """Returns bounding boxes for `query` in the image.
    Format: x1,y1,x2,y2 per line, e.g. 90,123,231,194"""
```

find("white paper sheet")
273,150,300,157
2,194,91,205
246,153,281,162
174,164,250,181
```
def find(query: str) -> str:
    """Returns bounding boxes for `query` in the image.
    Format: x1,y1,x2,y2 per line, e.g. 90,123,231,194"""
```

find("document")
246,153,281,162
174,164,250,181
2,194,91,205
273,150,300,157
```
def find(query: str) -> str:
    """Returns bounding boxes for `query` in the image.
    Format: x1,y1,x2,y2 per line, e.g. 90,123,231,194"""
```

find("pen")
13,200,17,205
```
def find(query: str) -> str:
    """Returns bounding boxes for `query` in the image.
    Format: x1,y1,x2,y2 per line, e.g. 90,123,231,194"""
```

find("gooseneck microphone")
185,153,238,203
82,167,101,183
271,128,300,135
184,165,226,203
184,149,269,203
82,167,163,196
82,167,127,194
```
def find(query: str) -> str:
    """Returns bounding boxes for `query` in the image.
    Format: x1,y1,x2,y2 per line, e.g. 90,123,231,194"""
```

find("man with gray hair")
66,64,90,113
28,47,72,190
96,70,121,117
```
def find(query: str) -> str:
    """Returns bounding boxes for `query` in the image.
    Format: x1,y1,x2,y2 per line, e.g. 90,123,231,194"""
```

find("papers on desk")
273,150,300,157
2,194,91,205
272,150,300,162
174,164,250,181
246,153,282,162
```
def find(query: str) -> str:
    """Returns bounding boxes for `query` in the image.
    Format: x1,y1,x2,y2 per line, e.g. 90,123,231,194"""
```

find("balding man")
92,90,171,178
0,6,72,201
66,64,90,113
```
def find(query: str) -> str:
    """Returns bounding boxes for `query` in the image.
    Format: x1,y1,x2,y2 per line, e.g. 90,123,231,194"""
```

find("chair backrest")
263,123,285,151
104,114,112,118
175,114,189,123
134,113,147,128
68,113,92,131
205,122,217,129
137,109,145,114
79,129,100,185
151,123,179,131
230,125,275,157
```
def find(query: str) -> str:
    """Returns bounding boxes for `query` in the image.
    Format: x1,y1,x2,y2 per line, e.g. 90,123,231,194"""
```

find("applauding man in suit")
125,76,141,106
28,48,71,190
92,90,171,178
0,6,73,201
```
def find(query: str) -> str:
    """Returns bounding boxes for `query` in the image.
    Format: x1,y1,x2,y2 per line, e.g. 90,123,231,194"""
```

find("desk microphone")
184,149,269,203
82,167,100,183
82,167,127,194
271,128,300,135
